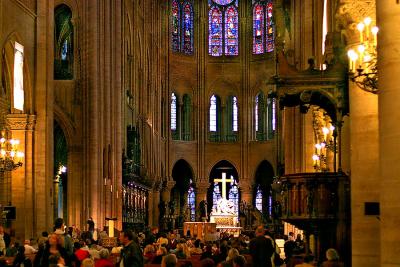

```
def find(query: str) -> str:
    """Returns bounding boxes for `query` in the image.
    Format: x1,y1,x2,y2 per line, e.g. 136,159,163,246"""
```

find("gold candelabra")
347,17,379,94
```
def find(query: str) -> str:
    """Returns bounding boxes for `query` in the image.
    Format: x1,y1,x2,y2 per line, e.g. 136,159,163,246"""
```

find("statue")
168,200,175,216
199,200,208,219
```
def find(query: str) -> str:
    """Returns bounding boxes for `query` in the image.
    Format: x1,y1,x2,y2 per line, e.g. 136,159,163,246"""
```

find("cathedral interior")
0,0,399,266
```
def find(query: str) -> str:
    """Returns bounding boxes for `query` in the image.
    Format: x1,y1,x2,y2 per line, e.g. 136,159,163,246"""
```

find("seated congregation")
0,220,344,267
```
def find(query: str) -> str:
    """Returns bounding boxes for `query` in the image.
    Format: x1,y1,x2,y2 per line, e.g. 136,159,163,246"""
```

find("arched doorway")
171,159,194,228
54,120,68,221
254,160,274,220
207,160,239,216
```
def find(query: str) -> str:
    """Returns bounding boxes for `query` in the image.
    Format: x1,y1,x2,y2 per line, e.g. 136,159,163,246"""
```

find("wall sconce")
347,17,379,94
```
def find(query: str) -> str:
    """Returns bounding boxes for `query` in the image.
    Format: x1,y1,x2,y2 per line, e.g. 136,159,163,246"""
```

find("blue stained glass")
209,7,223,56
212,0,235,5
171,93,177,130
225,6,239,56
228,180,239,215
182,2,194,55
188,184,196,222
253,3,264,54
255,187,263,212
171,0,181,52
212,183,222,211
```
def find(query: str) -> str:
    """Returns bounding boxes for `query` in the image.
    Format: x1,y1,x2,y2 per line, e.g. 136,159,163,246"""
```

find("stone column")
149,181,162,227
347,20,380,267
377,2,400,266
195,182,209,221
6,114,36,239
239,180,252,205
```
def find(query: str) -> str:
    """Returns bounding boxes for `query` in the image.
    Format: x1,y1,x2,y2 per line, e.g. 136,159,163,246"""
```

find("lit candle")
312,154,319,166
322,127,329,141
357,22,365,43
347,49,358,72
371,26,379,46
364,17,372,40
357,44,365,67
315,143,321,154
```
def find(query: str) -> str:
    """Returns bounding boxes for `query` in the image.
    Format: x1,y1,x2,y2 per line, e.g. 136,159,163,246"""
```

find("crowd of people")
0,221,344,267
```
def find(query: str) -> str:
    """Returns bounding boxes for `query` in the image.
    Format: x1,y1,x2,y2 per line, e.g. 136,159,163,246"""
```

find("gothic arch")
208,78,238,100
208,159,239,182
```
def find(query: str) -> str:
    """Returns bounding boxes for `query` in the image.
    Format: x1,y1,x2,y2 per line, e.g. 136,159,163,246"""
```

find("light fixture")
0,130,23,172
347,17,379,94
312,124,335,172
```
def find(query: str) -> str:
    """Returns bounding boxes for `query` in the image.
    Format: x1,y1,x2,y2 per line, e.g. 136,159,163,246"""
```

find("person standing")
249,226,274,267
0,226,10,255
120,230,143,267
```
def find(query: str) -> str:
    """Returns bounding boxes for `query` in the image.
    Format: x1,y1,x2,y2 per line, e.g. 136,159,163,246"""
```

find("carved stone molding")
336,0,376,42
6,114,36,131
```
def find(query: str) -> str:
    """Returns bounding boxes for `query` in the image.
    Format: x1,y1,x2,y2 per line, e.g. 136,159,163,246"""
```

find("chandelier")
0,130,24,172
347,17,379,94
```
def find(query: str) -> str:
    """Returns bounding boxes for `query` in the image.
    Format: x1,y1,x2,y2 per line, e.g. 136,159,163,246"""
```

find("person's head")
296,234,302,240
99,248,110,259
162,254,177,267
24,240,30,245
42,231,49,237
232,255,246,267
81,258,95,267
194,239,201,248
48,253,62,265
227,248,239,261
326,248,340,261
54,218,65,230
255,226,265,237
170,233,175,240
152,227,158,234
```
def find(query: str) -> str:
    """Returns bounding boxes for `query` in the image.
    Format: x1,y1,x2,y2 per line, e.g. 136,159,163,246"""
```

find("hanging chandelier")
0,130,24,172
347,17,379,94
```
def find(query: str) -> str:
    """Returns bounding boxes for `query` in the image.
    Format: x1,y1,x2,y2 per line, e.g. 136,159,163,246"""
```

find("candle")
364,17,371,40
357,23,365,43
371,26,379,46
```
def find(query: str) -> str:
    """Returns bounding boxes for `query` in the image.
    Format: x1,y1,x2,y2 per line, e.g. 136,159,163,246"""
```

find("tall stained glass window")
188,181,196,222
182,2,194,54
212,183,222,211
252,0,274,54
210,95,217,132
255,187,263,212
171,1,194,54
232,96,238,132
171,93,177,130
209,0,239,56
171,0,181,52
228,178,239,215
255,95,259,132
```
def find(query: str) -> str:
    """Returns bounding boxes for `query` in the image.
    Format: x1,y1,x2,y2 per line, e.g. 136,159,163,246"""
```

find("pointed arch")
54,4,74,79
254,160,275,216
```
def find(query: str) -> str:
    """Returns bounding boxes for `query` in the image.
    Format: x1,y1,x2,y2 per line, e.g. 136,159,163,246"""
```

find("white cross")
214,172,234,200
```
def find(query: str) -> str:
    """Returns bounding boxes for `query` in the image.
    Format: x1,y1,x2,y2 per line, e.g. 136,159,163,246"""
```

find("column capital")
6,114,36,131
239,180,253,191
194,182,209,194
162,180,176,191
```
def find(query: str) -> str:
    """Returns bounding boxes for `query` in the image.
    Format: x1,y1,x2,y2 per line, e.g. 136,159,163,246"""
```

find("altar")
183,222,216,240
209,173,242,237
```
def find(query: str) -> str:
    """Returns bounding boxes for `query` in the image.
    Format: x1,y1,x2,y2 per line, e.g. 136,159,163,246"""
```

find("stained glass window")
54,4,73,79
253,3,264,54
225,6,238,55
182,2,194,54
255,95,259,132
171,0,181,52
233,96,238,132
212,183,222,211
272,98,276,131
171,93,177,130
266,2,274,52
209,0,239,56
209,7,223,56
255,187,263,212
228,179,239,215
210,95,217,132
252,1,274,54
188,182,196,222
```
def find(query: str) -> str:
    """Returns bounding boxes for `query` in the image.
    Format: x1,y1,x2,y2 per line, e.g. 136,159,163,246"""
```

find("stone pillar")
239,180,252,205
6,114,36,239
149,182,161,227
161,180,175,203
377,3,400,266
348,41,380,267
195,182,209,221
